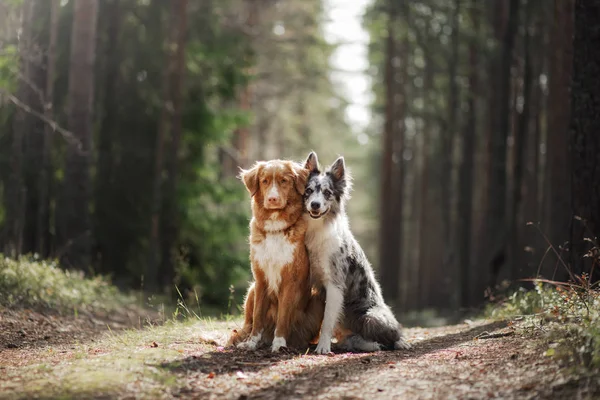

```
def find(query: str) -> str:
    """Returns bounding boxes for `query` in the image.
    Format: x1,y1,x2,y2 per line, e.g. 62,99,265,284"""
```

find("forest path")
0,314,595,399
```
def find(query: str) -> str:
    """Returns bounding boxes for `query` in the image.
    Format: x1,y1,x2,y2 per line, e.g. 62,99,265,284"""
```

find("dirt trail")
1,315,598,399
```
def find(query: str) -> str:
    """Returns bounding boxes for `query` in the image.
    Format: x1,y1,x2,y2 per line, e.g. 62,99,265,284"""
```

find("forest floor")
2,307,599,400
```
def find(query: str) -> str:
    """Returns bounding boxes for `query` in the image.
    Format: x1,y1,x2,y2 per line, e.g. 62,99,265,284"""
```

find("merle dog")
302,152,411,354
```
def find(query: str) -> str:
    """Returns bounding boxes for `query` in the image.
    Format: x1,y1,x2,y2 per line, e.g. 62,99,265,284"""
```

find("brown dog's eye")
281,178,287,184
262,179,268,184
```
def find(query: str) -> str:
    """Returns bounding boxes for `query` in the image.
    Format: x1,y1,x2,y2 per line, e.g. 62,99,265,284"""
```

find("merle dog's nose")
310,201,320,210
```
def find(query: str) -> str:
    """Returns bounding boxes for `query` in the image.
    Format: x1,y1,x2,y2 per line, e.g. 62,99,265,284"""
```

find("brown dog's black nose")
310,201,320,210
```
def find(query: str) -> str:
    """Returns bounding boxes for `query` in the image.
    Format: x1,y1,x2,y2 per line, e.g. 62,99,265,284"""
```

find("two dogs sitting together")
227,152,411,354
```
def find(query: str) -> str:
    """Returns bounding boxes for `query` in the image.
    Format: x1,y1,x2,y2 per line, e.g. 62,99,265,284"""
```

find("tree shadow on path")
160,320,507,396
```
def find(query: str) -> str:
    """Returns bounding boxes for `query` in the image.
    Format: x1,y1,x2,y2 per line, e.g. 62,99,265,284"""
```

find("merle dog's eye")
305,188,313,195
323,189,332,198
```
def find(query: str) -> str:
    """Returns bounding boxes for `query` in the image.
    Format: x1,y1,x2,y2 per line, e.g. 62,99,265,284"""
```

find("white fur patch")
264,219,288,232
271,336,286,352
315,283,344,355
304,216,345,284
341,335,382,352
237,332,261,350
267,184,280,201
252,233,295,293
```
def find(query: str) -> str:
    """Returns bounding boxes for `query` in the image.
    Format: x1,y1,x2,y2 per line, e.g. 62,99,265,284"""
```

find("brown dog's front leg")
272,284,296,352
237,278,269,350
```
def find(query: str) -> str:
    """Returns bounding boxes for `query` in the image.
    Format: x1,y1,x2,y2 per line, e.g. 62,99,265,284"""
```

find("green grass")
487,281,600,369
0,254,136,314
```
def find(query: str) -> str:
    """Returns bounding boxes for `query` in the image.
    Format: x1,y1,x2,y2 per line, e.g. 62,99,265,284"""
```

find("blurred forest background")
0,0,598,320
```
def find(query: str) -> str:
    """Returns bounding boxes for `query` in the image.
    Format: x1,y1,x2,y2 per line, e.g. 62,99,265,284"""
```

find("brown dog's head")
239,160,309,210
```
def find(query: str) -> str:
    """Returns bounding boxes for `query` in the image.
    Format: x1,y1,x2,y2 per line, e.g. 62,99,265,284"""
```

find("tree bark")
570,0,600,279
487,0,519,289
509,0,534,281
159,0,189,290
441,0,461,308
57,0,98,269
4,0,34,256
545,0,574,279
37,0,60,258
379,1,400,305
95,0,122,274
458,0,479,308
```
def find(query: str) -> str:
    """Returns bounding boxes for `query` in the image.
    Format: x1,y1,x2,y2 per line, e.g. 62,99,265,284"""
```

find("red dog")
228,159,324,352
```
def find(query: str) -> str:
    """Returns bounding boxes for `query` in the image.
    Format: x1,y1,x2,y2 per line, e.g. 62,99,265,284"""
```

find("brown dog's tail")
226,283,255,347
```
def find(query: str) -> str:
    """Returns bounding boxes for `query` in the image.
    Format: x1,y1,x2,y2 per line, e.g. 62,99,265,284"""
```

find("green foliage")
0,255,136,313
488,282,600,369
0,44,18,93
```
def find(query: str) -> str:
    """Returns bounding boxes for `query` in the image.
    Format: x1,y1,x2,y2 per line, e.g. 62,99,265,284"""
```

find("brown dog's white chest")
251,232,297,293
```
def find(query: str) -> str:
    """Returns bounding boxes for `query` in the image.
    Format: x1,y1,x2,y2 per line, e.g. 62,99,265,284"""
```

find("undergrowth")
488,280,600,370
0,255,136,314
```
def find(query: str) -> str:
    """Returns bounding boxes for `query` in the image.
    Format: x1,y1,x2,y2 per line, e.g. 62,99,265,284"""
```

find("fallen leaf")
207,372,215,379
150,341,159,348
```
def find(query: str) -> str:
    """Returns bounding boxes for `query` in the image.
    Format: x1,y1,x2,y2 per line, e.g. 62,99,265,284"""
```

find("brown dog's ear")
304,151,320,173
238,163,261,196
293,163,310,195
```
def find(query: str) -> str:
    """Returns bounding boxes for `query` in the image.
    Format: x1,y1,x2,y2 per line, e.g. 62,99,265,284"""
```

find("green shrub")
488,281,600,369
0,255,135,313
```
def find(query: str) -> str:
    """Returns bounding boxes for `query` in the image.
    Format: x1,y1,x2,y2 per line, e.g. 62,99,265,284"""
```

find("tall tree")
486,0,519,288
4,0,34,256
440,0,461,307
159,0,189,289
379,1,400,305
57,0,98,269
94,0,122,274
509,0,534,280
545,0,574,277
569,0,600,278
37,0,61,257
458,0,479,308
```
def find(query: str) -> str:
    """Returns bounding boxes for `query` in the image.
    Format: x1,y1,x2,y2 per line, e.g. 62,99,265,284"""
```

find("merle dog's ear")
238,163,262,196
304,151,320,172
329,156,346,181
292,163,310,195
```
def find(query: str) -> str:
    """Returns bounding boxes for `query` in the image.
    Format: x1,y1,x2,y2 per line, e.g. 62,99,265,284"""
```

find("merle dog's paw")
394,338,412,350
315,340,332,355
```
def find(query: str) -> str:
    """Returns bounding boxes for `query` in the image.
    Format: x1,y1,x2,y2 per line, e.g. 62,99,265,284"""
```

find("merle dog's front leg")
315,283,344,354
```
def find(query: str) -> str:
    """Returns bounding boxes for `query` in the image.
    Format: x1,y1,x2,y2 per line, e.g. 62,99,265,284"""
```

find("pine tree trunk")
37,0,60,258
570,0,600,279
545,0,574,279
159,0,189,289
417,48,433,309
95,0,122,274
441,0,460,307
379,2,400,305
509,0,533,281
22,0,49,255
4,0,34,256
487,0,519,288
58,0,98,269
458,0,479,308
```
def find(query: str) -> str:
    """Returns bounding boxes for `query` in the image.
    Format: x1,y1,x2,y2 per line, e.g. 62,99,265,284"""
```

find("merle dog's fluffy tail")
345,304,411,350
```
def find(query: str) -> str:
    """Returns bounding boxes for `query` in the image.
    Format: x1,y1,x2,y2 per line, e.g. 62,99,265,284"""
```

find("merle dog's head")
302,151,352,219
